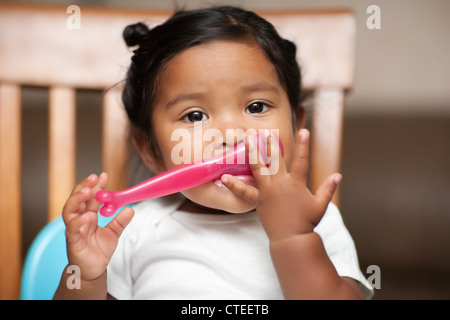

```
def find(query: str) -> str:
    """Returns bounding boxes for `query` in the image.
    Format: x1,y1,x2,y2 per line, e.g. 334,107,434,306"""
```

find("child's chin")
181,184,256,214
219,200,255,214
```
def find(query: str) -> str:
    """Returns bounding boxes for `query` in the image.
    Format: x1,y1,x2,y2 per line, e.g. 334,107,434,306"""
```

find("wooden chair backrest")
0,3,355,299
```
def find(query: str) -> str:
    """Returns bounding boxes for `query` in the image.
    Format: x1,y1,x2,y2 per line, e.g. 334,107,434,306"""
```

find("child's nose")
215,115,251,143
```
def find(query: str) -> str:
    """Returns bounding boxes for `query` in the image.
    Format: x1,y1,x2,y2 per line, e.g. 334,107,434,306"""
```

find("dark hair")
122,6,302,160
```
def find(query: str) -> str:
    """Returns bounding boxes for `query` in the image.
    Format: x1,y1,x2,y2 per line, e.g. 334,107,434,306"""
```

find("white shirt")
107,194,373,299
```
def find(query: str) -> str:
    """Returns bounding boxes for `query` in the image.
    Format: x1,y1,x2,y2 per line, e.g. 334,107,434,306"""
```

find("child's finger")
103,207,134,240
266,131,284,176
97,172,108,189
62,187,92,223
246,135,271,185
86,172,108,213
220,174,259,204
65,210,97,244
65,216,83,245
315,173,342,210
71,174,98,195
290,129,310,183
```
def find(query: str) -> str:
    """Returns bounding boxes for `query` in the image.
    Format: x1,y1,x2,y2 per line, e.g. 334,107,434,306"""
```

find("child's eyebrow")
240,83,280,95
166,92,204,109
165,83,279,109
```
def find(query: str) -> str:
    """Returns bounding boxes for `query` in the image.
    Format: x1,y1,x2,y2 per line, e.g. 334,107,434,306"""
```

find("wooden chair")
0,3,355,299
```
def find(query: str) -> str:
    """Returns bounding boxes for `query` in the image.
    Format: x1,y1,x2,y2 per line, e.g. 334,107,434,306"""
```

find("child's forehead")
162,40,279,84
171,40,266,66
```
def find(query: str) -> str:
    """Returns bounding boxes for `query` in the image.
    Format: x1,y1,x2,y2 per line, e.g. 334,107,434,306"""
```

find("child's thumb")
104,207,134,239
315,173,342,209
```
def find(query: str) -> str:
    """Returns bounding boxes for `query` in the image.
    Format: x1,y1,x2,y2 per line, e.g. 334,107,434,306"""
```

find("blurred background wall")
6,0,450,299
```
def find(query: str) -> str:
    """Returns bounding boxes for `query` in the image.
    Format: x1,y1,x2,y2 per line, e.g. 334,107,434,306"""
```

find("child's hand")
62,173,134,281
221,129,341,242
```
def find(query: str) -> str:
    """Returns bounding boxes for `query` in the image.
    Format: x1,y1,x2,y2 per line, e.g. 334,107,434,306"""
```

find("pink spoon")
96,134,283,217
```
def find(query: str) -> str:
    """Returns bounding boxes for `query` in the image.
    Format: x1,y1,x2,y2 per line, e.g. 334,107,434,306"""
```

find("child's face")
147,40,300,213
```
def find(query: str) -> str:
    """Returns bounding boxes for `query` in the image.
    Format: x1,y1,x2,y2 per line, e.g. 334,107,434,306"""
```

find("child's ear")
132,132,165,174
295,104,306,131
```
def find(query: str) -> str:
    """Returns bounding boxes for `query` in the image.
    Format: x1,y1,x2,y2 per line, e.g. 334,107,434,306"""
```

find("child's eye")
182,111,208,123
245,102,270,114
